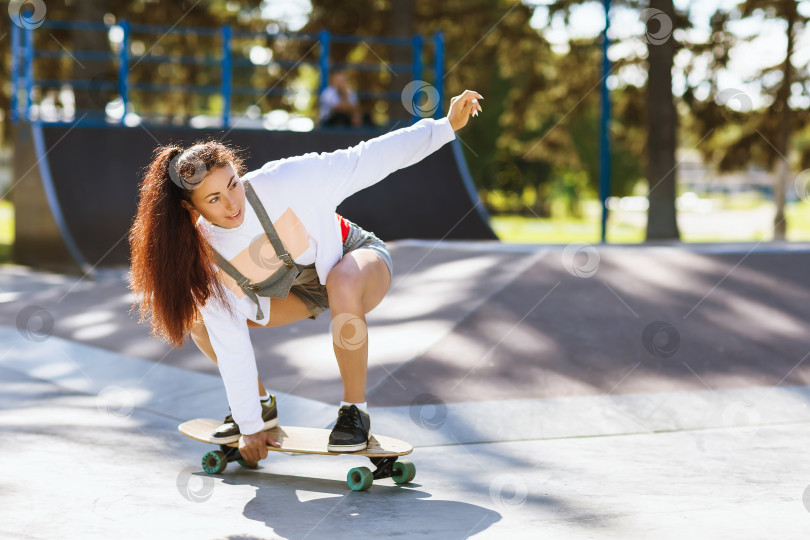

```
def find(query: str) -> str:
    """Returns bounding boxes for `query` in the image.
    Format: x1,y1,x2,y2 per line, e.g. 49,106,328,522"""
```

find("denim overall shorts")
211,180,393,322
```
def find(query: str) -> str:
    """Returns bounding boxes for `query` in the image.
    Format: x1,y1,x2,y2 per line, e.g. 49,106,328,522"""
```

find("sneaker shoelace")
334,407,361,432
222,398,274,427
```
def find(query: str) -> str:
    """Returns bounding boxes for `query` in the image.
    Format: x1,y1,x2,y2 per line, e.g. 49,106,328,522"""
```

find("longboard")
179,418,415,491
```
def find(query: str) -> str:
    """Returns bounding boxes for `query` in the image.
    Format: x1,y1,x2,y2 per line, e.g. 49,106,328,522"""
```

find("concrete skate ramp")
12,122,496,271
1,242,809,412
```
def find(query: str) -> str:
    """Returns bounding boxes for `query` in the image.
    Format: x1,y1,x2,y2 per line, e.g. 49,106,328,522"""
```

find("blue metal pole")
118,20,130,126
434,32,444,120
10,23,19,123
411,34,423,125
318,30,331,96
599,0,612,243
221,25,232,127
25,26,34,121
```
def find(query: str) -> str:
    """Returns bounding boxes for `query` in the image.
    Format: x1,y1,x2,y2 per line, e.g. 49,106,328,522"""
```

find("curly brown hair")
128,141,245,347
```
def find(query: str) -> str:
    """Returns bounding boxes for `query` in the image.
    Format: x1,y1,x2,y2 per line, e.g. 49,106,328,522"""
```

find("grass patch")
786,203,810,241
492,200,810,244
490,215,645,243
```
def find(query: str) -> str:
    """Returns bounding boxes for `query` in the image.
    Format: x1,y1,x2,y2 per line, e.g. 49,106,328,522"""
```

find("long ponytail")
128,141,242,347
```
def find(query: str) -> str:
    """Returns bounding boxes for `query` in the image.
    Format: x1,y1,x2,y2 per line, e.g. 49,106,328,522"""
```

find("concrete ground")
2,241,810,539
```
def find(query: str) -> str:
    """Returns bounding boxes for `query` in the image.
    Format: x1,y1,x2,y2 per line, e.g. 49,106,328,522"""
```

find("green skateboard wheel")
392,460,416,484
347,466,374,491
201,450,227,474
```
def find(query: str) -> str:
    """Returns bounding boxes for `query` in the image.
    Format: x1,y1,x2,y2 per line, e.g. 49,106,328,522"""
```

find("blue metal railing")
10,22,19,122
318,29,331,97
221,25,232,127
25,25,34,118
117,20,130,125
9,19,445,129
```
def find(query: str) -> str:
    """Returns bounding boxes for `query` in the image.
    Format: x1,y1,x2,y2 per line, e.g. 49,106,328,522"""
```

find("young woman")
128,89,483,464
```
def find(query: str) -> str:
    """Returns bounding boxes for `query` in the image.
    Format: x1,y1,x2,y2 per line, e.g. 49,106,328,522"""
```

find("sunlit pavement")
2,241,810,539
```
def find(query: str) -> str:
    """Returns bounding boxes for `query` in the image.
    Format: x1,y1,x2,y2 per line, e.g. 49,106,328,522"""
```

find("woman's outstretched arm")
247,89,484,210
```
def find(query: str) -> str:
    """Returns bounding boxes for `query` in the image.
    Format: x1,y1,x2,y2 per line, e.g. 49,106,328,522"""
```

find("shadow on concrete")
191,471,500,539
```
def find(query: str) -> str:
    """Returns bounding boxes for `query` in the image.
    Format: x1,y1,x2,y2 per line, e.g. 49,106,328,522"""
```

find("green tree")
546,0,688,240
684,1,810,240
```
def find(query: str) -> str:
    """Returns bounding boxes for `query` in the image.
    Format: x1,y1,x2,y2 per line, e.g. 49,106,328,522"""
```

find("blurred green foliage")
0,200,13,263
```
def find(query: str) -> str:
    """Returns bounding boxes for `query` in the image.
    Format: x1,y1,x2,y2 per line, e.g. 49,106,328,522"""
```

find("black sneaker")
327,405,370,452
211,395,278,444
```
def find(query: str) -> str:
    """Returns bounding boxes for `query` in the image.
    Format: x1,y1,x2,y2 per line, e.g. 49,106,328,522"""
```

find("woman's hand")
447,89,484,132
238,430,281,462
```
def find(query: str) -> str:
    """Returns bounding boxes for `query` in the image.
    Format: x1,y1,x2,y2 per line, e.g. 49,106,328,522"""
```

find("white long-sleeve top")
197,116,456,434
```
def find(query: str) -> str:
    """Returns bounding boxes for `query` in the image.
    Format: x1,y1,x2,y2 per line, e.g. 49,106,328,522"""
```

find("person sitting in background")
318,69,373,128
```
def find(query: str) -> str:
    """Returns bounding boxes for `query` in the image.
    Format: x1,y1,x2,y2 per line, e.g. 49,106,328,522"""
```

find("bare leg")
188,292,314,396
325,250,391,403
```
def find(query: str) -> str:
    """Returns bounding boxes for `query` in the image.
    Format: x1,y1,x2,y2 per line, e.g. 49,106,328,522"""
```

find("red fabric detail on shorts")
337,213,350,243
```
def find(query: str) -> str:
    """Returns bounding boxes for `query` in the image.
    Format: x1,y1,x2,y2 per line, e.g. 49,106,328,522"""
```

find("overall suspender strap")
211,250,265,321
244,181,296,269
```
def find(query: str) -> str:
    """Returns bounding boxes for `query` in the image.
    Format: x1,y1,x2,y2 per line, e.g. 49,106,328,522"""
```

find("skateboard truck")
201,445,415,491
369,456,399,480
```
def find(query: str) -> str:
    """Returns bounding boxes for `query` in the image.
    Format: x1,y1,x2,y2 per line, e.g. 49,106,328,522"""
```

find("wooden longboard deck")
178,418,413,458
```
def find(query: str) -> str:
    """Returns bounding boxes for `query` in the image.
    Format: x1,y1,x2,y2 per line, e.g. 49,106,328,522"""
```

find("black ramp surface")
14,123,496,269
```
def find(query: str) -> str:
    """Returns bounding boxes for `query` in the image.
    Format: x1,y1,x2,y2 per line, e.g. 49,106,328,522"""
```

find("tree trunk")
773,3,796,240
645,0,680,241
